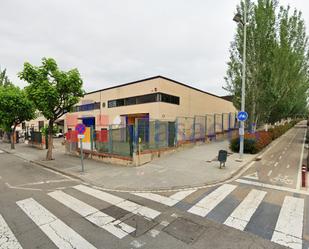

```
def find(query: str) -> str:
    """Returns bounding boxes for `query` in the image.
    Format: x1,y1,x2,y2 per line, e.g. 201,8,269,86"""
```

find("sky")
0,0,308,96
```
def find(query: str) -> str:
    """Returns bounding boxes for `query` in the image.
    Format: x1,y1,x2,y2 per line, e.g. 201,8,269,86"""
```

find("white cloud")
0,0,308,96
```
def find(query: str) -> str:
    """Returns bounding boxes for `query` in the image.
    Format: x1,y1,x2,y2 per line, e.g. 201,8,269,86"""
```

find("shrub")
230,137,258,154
230,121,295,154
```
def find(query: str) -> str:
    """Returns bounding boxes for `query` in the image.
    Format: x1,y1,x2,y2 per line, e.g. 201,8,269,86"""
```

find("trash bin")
218,150,228,169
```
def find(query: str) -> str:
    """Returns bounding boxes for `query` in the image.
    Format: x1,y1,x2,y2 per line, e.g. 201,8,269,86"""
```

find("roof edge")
85,75,231,102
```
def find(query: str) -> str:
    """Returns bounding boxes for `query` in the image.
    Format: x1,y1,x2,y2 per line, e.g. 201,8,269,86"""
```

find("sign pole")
76,123,86,172
80,137,84,172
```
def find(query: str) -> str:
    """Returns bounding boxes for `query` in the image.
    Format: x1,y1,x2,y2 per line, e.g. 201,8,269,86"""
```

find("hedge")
230,121,297,154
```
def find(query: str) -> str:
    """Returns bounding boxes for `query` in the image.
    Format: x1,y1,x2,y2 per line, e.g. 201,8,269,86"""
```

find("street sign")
237,111,248,122
75,123,86,135
77,134,85,139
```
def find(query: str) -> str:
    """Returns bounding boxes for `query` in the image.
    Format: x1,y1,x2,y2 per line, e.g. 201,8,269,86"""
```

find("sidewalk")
0,139,255,191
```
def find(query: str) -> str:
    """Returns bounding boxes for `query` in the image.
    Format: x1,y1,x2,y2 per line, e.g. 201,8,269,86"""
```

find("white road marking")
17,179,74,187
0,150,4,154
243,172,259,180
48,190,135,239
130,240,145,248
282,151,286,155
236,179,309,196
224,189,266,230
74,185,160,219
16,198,97,249
297,129,307,190
279,156,282,160
149,229,160,238
188,184,236,217
267,170,272,177
271,196,304,249
271,174,293,185
132,189,195,207
274,162,278,167
160,221,169,227
287,164,290,169
5,182,42,192
0,214,23,249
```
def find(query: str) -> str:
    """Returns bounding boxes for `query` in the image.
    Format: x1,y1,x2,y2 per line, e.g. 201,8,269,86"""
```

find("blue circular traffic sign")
75,124,86,134
237,111,248,122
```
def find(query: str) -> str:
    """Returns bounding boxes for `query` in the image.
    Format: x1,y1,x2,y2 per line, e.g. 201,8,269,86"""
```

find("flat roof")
86,75,229,101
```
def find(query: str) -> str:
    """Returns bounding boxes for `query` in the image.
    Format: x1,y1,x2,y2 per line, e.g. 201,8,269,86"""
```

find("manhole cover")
163,217,205,244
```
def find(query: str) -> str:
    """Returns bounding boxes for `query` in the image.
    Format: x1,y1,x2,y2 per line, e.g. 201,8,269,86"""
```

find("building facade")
64,76,237,131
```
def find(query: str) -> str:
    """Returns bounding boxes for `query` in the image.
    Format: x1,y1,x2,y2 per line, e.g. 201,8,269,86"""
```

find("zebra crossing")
0,183,307,249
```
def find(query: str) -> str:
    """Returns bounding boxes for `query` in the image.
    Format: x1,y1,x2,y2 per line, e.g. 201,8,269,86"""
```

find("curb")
0,125,296,193
1,145,255,192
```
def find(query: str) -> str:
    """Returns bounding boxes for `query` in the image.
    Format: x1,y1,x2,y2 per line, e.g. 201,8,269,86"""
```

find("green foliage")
18,57,84,159
230,121,296,153
225,0,309,126
18,58,84,122
0,85,35,132
40,125,58,136
230,137,258,154
0,68,13,87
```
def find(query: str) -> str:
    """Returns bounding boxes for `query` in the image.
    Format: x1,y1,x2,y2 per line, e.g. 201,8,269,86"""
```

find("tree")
224,0,309,127
18,58,84,160
0,86,35,149
0,68,13,87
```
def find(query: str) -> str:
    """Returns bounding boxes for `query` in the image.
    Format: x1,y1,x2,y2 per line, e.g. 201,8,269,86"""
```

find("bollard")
302,165,307,188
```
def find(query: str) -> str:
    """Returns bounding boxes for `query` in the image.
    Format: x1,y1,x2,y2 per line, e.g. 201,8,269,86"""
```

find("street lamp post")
233,4,247,160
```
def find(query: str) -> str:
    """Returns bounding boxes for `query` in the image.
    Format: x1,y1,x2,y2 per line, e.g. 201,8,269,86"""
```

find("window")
160,93,180,105
108,92,180,108
136,94,157,104
72,102,101,112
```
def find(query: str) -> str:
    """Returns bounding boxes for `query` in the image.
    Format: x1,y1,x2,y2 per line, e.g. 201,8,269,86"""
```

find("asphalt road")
239,122,307,189
0,122,307,249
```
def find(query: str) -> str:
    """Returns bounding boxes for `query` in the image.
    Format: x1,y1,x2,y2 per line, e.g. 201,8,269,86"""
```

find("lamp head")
233,13,242,23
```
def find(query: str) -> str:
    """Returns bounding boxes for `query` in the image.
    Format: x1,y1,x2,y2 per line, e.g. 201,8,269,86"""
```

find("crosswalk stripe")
0,214,23,249
16,198,97,249
132,189,196,207
74,185,161,219
48,190,135,239
224,189,267,230
271,196,304,249
188,184,236,217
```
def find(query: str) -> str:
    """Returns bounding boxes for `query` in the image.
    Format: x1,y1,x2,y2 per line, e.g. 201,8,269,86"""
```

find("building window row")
72,102,101,112
108,93,180,108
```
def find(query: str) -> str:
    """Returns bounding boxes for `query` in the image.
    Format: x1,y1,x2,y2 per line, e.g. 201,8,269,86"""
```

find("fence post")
221,113,224,133
108,125,113,154
192,116,196,143
228,113,231,131
175,117,178,146
205,115,207,142
155,120,159,149
90,126,94,154
214,114,217,139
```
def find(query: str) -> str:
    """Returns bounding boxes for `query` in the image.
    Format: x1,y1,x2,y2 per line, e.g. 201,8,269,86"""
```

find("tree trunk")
46,120,54,160
10,125,17,150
